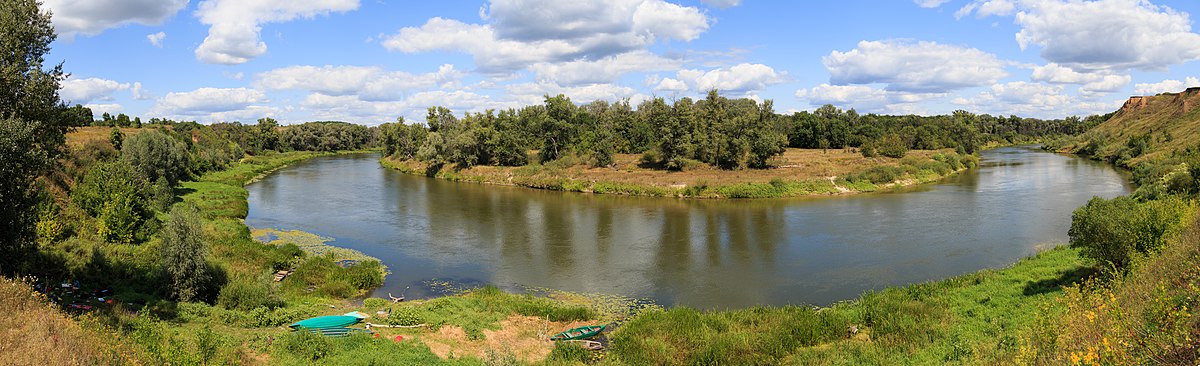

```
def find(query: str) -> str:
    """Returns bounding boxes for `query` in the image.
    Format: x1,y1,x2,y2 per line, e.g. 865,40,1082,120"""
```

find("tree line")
380,91,1097,170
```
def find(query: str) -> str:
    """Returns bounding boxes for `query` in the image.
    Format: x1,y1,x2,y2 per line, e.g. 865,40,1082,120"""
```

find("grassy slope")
1024,215,1200,365
603,246,1090,365
1056,89,1200,165
381,148,977,198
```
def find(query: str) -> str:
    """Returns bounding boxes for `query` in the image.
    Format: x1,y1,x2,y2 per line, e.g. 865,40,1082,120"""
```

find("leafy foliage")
1069,196,1196,271
160,204,214,302
122,129,191,185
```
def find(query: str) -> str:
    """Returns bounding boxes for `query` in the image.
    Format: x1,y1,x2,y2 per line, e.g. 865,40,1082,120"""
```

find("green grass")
603,245,1091,365
360,286,596,341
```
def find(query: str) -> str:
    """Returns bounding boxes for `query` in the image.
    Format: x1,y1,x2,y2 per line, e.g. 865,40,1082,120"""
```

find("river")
244,146,1131,309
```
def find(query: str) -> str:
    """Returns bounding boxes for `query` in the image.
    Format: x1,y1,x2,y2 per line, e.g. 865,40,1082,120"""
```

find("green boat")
288,315,361,329
550,325,606,341
302,327,371,337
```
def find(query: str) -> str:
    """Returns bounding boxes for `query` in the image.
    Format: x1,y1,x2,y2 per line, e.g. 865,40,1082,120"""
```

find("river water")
245,146,1131,309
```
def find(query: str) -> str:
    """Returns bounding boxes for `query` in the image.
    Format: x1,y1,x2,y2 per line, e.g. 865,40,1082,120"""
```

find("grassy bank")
603,245,1090,365
381,148,978,198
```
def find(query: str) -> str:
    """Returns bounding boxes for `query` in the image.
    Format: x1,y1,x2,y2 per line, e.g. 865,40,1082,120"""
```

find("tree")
0,118,49,271
539,95,576,162
122,129,191,185
877,133,908,158
160,204,211,302
0,0,64,272
257,117,279,152
1069,196,1195,271
71,160,149,244
109,127,124,150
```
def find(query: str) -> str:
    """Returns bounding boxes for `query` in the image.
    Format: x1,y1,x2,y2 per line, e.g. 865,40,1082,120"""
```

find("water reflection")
245,146,1131,309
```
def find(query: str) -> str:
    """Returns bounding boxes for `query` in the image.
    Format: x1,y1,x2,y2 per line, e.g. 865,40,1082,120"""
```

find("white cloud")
152,87,267,116
383,0,708,73
701,0,742,8
915,0,952,8
84,103,123,116
131,82,151,100
194,0,360,64
655,78,689,92
147,31,166,47
656,63,785,95
255,64,463,101
42,0,186,39
795,83,944,113
60,77,130,104
1134,77,1200,95
1030,63,1130,96
960,0,1200,72
955,0,1016,18
529,51,680,86
950,81,1113,118
823,40,1008,92
297,90,511,125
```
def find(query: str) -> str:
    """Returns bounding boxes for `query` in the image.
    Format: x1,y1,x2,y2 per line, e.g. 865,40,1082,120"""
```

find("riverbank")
380,148,979,198
3,143,1171,365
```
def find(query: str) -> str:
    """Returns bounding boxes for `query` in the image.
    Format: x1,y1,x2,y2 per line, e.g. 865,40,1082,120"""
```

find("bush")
851,166,905,184
279,329,333,361
860,142,877,158
217,276,280,311
160,204,212,302
1069,196,1196,270
267,243,304,271
388,306,424,326
342,260,385,290
877,134,908,158
122,129,191,185
545,342,590,364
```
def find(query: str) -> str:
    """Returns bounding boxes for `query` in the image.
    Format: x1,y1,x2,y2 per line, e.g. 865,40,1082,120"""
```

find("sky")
44,0,1200,125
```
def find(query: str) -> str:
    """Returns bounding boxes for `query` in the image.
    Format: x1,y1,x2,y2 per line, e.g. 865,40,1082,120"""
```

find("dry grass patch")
0,277,139,365
420,314,594,362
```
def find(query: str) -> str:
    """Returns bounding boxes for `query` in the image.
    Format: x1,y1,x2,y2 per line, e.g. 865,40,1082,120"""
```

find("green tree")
539,95,576,162
0,0,64,271
256,117,279,152
1069,196,1196,271
71,160,149,243
746,100,787,168
109,126,124,150
122,129,191,185
877,133,908,158
160,204,211,302
0,118,49,271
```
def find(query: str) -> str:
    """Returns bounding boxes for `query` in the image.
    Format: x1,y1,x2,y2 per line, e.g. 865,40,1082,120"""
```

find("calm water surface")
245,146,1131,309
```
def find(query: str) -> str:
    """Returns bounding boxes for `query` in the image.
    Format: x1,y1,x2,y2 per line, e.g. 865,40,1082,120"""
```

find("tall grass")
605,246,1090,364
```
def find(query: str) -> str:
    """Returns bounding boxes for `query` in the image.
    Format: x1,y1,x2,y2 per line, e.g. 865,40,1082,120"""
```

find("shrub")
160,204,214,302
342,260,385,290
851,166,905,185
122,129,191,185
388,306,424,326
877,134,908,158
545,342,590,364
267,243,304,271
279,329,333,361
1069,196,1196,270
217,276,280,311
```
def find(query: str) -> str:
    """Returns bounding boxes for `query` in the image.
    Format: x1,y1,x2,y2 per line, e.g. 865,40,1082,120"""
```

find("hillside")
1053,87,1200,166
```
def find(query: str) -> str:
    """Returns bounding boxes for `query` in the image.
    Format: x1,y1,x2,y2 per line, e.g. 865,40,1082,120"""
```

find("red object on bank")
394,335,404,342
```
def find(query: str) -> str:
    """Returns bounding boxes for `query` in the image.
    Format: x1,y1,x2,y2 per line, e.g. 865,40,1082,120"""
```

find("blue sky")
45,0,1200,125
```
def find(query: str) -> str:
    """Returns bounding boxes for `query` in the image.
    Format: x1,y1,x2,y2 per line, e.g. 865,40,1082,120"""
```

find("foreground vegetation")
3,2,1199,364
